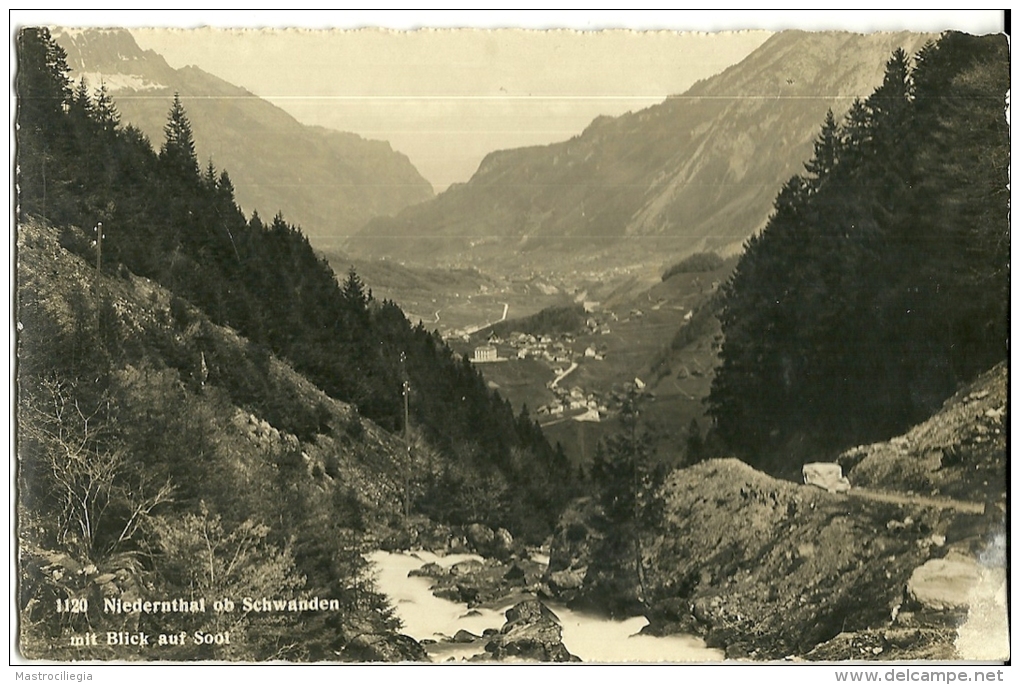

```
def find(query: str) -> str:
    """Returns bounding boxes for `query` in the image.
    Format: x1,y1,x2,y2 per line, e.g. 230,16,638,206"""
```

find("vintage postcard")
11,11,1010,672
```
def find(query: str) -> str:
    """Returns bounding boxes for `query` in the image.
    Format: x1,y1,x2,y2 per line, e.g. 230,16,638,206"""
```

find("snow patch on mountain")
77,71,165,93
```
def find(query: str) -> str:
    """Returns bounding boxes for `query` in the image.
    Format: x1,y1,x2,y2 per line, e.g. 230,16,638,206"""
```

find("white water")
368,550,724,663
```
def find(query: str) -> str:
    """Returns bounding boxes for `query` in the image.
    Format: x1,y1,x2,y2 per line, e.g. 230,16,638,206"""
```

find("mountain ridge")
347,30,937,271
51,27,434,249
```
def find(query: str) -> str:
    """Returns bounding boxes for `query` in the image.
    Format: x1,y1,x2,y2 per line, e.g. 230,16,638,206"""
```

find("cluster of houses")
536,380,650,423
473,331,608,365
537,385,609,421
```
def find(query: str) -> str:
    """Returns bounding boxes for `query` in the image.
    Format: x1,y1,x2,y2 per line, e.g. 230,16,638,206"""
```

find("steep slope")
349,31,935,270
17,219,426,661
51,28,434,249
838,363,1008,506
546,360,1007,660
17,221,415,518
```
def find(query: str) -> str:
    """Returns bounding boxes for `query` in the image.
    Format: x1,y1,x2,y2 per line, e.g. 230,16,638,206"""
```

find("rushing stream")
368,550,724,663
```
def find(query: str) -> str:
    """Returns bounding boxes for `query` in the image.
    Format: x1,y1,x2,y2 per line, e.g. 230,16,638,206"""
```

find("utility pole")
93,221,104,316
94,221,103,277
400,351,411,520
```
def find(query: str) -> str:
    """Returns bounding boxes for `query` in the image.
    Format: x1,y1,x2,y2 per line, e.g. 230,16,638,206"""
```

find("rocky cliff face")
349,30,935,271
547,364,1007,661
51,28,434,250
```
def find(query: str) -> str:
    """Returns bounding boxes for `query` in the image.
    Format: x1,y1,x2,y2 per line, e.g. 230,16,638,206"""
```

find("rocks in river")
483,600,579,662
455,523,519,559
805,627,957,662
412,555,547,607
375,518,522,560
452,629,480,644
503,599,558,626
408,561,444,578
450,559,485,576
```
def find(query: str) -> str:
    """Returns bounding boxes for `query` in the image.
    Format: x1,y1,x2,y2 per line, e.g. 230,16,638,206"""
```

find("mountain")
51,28,434,249
347,30,936,271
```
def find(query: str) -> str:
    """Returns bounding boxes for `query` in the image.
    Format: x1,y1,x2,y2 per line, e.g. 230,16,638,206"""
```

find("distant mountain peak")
50,28,433,249
347,30,937,272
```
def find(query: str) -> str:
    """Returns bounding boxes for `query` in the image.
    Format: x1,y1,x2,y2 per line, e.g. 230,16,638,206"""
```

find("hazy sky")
128,28,770,190
15,11,1007,191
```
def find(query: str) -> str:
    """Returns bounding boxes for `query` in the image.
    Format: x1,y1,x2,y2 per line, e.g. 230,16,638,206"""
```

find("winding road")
550,362,579,389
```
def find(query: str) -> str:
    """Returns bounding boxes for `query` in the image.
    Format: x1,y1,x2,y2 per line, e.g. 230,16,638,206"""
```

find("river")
367,550,724,663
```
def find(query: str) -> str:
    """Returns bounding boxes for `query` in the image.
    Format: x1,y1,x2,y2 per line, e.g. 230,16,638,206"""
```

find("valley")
321,246,734,466
14,24,1009,666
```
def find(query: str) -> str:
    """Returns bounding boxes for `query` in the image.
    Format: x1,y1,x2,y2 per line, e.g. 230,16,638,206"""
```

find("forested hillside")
15,28,575,660
707,33,1009,473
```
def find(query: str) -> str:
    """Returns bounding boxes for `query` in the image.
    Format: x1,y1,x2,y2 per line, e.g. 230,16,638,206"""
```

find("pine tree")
708,36,1008,471
159,92,199,181
589,389,665,610
69,77,95,128
16,28,71,133
16,28,74,220
217,170,236,204
92,81,120,134
803,109,840,189
203,159,218,190
341,268,371,327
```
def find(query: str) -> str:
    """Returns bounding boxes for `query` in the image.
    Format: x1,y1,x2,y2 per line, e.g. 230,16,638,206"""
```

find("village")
467,311,653,426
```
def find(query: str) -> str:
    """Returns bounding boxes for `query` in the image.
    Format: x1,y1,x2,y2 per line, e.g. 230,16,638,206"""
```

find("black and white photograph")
10,10,1011,672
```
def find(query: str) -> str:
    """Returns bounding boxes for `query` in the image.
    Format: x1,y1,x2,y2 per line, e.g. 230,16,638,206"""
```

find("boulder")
466,523,496,552
417,523,454,553
802,462,851,493
449,559,485,577
485,600,578,662
907,556,981,611
452,629,480,644
448,536,471,554
492,527,515,559
408,562,444,579
503,599,560,629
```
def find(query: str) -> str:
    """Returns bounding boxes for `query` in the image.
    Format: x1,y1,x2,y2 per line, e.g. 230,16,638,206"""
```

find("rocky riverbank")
474,600,580,662
543,364,1008,661
371,548,581,662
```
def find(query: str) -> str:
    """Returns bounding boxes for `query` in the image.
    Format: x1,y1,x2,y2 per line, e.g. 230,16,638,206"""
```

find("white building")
473,345,497,362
